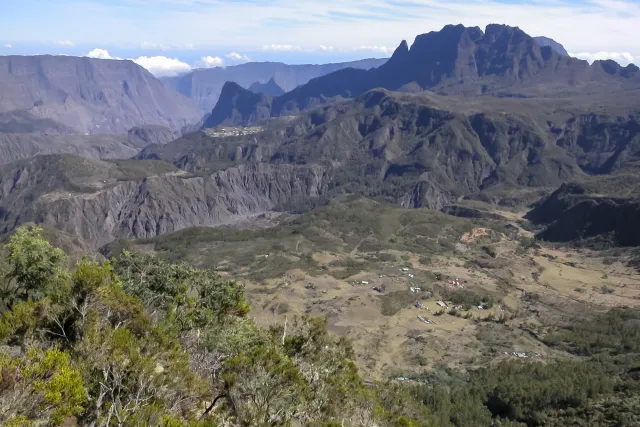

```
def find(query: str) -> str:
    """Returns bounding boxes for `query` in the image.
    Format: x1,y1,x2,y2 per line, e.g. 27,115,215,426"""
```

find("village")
203,126,264,138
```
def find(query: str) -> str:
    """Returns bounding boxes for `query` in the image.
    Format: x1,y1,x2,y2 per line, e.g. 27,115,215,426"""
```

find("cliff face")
0,156,332,247
0,55,202,134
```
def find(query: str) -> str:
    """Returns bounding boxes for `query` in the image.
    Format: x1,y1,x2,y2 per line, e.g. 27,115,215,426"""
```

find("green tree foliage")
2,226,68,309
0,348,86,425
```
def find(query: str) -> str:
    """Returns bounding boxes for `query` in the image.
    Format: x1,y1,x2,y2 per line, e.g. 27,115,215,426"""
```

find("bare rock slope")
0,55,202,134
0,155,329,247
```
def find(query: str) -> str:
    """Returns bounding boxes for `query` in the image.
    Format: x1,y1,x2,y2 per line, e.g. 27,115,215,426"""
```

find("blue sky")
1,0,639,76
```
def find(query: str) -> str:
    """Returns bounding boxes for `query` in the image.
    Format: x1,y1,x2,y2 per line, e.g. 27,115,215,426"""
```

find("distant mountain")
4,82,640,247
161,58,388,113
147,87,640,210
533,36,569,56
249,77,285,97
209,24,640,127
0,55,201,134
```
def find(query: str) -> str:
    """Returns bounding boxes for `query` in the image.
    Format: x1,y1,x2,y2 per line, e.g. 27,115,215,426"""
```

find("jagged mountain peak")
207,23,640,126
249,77,286,97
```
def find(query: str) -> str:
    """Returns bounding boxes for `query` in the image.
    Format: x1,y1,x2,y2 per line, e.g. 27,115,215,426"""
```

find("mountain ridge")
161,58,388,113
206,24,640,127
0,55,202,134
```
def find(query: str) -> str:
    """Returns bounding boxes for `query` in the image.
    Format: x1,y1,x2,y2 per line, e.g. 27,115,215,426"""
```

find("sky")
0,0,639,77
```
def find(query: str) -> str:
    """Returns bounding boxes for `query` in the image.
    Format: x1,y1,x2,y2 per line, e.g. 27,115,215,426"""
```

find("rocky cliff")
0,55,202,134
0,155,332,248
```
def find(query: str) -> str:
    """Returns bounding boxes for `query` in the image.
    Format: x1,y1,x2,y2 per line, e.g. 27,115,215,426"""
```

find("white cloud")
571,51,636,65
85,48,193,76
3,44,11,48
225,52,251,61
5,0,640,58
198,56,225,68
55,40,75,47
132,56,193,76
262,44,302,52
356,45,394,56
85,48,120,60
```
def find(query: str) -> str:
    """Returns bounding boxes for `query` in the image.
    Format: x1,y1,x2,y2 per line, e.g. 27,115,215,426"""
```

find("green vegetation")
442,289,495,311
107,159,180,181
0,226,429,426
380,291,416,316
1,225,639,426
126,198,488,281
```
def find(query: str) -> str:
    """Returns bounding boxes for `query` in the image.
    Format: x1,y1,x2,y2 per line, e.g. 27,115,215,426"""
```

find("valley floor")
131,202,640,380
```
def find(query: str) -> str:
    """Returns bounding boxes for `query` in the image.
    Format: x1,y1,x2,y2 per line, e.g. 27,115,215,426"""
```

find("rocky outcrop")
145,89,618,212
0,55,201,134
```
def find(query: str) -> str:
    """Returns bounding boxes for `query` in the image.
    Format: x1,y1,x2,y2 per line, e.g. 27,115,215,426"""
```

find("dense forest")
0,226,638,426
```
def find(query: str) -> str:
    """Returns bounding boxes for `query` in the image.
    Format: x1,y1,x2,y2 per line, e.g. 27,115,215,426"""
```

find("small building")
437,301,447,308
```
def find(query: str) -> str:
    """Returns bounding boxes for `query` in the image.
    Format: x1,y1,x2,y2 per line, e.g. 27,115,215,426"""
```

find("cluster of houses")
504,351,542,359
446,279,464,288
204,126,263,138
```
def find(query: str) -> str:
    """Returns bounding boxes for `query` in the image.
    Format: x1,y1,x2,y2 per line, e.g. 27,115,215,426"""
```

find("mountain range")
0,55,201,135
161,58,388,113
206,25,639,127
0,24,638,249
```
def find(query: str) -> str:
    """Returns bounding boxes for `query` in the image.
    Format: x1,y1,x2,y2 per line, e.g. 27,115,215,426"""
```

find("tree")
0,348,87,425
221,345,308,426
2,226,68,308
